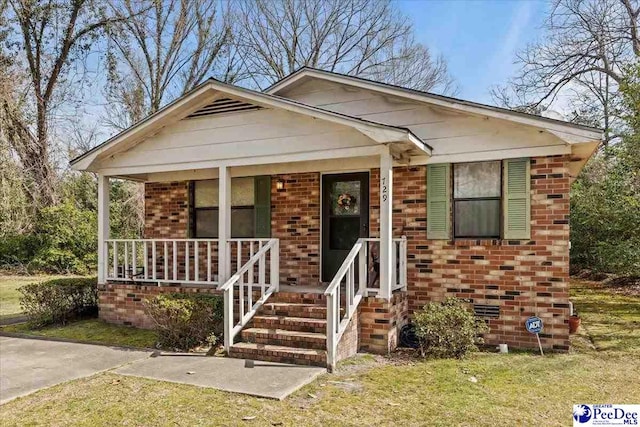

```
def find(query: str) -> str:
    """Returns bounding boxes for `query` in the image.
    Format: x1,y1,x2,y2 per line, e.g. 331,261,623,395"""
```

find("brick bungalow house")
70,68,602,370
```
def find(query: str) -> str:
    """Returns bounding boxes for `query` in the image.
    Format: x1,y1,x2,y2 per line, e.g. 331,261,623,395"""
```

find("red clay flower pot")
569,315,581,334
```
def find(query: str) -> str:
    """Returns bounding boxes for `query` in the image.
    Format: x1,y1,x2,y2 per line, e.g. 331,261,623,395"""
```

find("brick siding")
106,155,571,351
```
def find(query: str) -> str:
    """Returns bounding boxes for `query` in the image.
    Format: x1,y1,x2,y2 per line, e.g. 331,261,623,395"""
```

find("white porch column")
218,166,231,282
379,149,393,300
97,174,110,284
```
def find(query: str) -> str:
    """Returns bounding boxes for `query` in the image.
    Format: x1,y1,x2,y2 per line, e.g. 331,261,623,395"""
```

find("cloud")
492,2,534,70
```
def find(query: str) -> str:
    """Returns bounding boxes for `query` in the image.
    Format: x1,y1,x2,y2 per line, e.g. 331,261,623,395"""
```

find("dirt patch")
572,273,640,297
602,276,640,296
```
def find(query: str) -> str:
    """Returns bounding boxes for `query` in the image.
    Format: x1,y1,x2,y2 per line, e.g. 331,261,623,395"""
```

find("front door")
322,172,369,282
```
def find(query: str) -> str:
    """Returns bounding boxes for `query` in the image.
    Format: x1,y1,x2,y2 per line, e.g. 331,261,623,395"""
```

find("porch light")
276,179,285,190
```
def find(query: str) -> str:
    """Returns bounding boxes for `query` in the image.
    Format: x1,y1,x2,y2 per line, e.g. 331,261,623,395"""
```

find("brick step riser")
228,348,327,367
269,293,327,305
241,333,327,350
250,318,326,334
260,306,331,319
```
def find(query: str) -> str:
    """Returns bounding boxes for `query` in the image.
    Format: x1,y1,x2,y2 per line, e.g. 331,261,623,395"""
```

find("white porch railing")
325,236,407,371
361,237,408,294
325,238,367,370
105,239,221,285
221,238,279,352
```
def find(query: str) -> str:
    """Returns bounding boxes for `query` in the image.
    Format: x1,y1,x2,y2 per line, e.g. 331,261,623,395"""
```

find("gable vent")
474,304,500,318
186,98,262,119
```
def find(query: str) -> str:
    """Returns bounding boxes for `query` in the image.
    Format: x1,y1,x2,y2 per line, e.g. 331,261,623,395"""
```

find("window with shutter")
427,163,451,240
503,158,531,239
191,176,271,238
453,161,501,238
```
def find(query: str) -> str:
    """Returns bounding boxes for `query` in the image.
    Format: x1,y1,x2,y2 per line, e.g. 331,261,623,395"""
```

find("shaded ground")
570,280,640,353
0,279,638,426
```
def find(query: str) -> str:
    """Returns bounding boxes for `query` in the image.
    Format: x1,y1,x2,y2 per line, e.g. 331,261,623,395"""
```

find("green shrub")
19,277,98,327
413,297,489,359
144,293,224,350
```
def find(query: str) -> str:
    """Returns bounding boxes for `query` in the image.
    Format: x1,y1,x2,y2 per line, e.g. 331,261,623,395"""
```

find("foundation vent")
473,304,500,318
187,98,262,118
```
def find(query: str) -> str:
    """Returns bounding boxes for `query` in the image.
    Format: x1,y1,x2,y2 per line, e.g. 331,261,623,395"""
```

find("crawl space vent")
474,304,500,318
186,98,262,118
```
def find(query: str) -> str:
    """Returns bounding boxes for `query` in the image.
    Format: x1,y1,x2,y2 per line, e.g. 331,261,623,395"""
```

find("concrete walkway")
0,336,150,404
0,337,325,403
114,355,325,400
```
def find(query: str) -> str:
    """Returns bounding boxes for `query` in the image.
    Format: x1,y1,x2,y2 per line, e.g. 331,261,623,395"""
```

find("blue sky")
397,0,549,103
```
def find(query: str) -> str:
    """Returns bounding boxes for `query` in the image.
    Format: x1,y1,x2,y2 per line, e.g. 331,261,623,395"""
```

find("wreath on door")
337,193,356,212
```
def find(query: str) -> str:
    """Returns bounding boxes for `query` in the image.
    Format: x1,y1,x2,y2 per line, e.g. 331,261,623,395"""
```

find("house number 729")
382,177,388,203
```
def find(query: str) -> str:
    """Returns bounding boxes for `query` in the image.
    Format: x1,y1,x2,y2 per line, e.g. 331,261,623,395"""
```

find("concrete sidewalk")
1,336,325,403
114,355,325,400
0,336,150,404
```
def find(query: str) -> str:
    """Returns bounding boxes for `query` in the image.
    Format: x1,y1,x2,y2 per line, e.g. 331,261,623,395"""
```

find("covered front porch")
74,78,429,369
95,145,412,369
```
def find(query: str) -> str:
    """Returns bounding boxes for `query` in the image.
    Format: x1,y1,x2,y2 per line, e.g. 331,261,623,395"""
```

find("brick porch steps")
250,315,327,333
228,291,330,368
229,342,327,367
261,302,343,319
241,327,327,350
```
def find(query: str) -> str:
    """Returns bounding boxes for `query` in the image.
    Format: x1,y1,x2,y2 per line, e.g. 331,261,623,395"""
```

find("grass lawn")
0,279,638,426
0,275,65,319
1,319,158,349
570,280,640,353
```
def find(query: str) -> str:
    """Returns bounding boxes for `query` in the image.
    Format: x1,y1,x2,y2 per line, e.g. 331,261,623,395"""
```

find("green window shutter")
254,176,271,237
503,158,531,240
427,164,451,240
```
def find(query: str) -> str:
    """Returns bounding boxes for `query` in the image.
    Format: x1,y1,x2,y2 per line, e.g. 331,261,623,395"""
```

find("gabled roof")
70,78,430,171
266,67,604,144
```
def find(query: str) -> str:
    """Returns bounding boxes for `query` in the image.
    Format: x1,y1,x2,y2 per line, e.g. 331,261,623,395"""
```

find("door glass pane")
330,181,360,216
329,217,360,249
454,199,500,237
454,161,501,198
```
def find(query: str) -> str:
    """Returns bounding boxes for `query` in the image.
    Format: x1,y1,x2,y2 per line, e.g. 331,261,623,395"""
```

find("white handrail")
222,238,279,352
325,236,408,371
325,238,367,371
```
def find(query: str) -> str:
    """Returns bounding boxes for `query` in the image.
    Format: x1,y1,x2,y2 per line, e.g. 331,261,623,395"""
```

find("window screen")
453,161,501,238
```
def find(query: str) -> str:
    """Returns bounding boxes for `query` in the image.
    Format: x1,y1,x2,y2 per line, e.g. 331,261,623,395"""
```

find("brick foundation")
110,154,571,351
99,283,221,329
359,291,409,353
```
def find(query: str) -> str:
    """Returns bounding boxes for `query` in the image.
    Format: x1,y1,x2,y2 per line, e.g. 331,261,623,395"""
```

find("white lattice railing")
105,239,221,285
221,238,279,352
325,236,407,370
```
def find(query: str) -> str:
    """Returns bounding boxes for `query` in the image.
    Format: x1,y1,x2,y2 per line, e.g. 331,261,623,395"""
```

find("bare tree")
105,0,238,129
235,0,454,93
492,0,640,145
0,0,142,209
